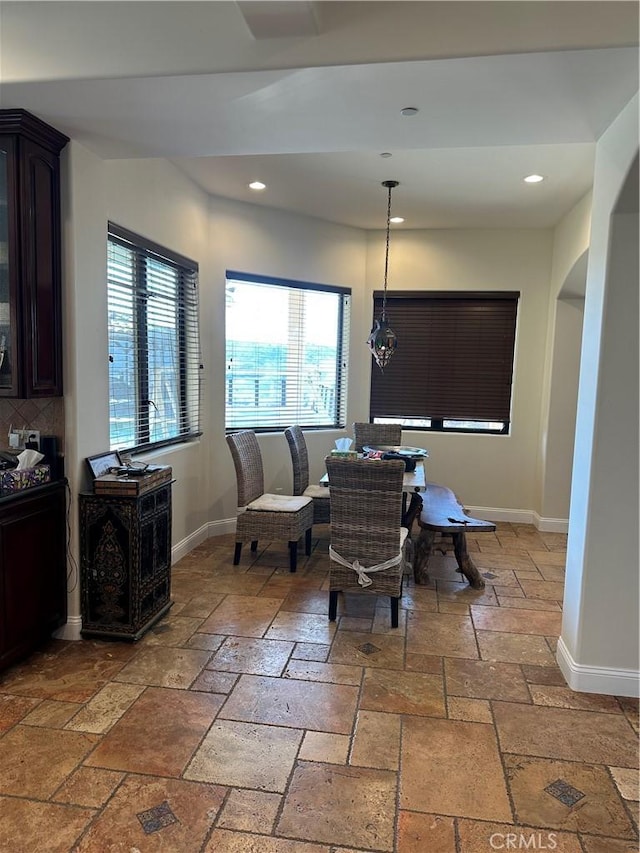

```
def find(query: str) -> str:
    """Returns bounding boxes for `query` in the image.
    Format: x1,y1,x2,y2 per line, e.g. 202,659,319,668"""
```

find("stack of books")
93,465,172,497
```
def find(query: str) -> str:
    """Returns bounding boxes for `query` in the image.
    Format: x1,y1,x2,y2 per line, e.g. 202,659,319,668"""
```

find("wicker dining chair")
353,422,402,453
226,430,313,572
284,425,331,525
325,456,411,628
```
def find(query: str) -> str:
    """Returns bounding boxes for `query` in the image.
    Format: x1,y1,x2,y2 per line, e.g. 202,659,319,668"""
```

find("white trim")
533,513,569,534
465,505,568,533
465,505,534,525
171,518,236,564
557,637,640,697
53,615,83,642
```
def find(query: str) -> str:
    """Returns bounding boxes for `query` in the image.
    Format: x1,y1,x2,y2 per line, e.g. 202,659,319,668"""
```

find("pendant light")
367,180,399,371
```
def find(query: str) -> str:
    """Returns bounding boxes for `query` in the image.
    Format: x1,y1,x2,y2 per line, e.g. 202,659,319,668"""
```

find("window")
225,271,350,431
107,223,200,452
370,291,519,434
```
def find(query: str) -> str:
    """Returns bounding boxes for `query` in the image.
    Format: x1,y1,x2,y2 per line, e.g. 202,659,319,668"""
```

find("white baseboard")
171,518,236,564
557,637,640,697
53,615,83,642
465,505,568,533
533,513,569,534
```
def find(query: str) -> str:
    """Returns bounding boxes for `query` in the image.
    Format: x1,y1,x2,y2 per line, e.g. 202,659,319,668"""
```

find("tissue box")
1,464,51,492
330,450,359,458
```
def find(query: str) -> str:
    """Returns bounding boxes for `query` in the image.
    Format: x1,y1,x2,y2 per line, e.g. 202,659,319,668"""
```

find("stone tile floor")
0,523,638,852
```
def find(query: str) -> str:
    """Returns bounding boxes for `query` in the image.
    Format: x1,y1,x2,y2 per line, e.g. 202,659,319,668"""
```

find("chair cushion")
304,484,330,500
246,493,312,513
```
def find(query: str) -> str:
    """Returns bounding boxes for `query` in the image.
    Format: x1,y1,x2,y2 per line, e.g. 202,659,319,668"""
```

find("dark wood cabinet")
79,483,172,641
0,109,68,397
0,481,68,671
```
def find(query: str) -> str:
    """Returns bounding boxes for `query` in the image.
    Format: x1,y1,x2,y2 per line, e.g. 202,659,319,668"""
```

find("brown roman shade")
369,291,519,426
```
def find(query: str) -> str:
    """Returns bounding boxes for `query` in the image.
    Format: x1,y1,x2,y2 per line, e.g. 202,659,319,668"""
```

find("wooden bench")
405,483,496,590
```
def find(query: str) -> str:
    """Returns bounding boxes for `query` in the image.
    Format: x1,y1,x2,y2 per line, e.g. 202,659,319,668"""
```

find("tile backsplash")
0,398,65,452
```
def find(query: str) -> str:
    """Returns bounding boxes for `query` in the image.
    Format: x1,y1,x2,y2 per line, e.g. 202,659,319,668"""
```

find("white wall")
558,95,639,695
363,228,554,516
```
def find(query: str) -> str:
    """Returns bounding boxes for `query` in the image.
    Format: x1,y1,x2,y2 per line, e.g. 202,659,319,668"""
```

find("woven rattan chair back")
284,425,310,495
284,425,331,525
353,422,402,452
325,456,407,626
226,430,265,507
226,430,314,573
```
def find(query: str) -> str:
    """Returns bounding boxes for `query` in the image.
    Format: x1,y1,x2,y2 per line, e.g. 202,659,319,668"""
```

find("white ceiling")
1,1,637,229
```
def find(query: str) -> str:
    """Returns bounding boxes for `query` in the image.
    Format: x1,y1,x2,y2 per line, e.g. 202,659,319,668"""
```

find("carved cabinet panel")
79,483,172,640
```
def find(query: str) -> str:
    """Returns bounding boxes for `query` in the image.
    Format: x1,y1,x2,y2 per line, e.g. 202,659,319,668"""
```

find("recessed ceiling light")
249,181,266,191
390,216,405,224
400,107,419,117
524,174,544,183
380,152,392,158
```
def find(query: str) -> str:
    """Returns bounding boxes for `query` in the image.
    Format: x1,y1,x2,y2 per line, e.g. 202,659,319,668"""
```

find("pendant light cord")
381,180,396,320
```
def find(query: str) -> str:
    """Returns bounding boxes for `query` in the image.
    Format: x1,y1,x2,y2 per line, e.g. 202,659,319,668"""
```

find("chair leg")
390,596,399,629
329,590,339,621
289,541,298,573
305,528,312,555
233,542,242,565
250,540,258,552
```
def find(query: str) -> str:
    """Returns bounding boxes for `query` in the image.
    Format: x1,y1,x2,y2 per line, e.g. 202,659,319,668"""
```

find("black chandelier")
367,180,399,371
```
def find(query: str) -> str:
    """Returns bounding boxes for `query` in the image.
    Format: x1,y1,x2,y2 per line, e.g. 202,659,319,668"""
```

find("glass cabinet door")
0,142,15,393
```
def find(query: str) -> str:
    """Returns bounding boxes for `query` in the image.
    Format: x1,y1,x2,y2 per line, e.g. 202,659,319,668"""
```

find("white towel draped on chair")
329,529,408,588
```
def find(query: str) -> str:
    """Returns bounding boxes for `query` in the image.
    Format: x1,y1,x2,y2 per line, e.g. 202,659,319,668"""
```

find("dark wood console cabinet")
0,109,68,397
0,481,68,671
79,483,172,641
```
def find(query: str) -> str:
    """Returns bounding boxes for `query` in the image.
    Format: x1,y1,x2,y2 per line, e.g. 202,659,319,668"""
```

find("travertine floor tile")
85,687,224,776
283,658,362,685
471,605,562,636
198,595,283,637
0,694,41,733
329,630,405,669
447,696,493,723
396,811,456,853
0,797,94,853
219,674,358,733
299,730,350,764
444,657,531,702
265,610,337,644
217,788,282,833
21,698,81,728
504,754,636,838
207,636,294,676
204,830,330,852
291,641,330,661
477,630,557,666
350,710,401,770
64,681,145,733
457,819,583,852
580,835,640,852
359,667,446,717
529,684,623,713
113,645,211,689
184,719,302,791
406,611,479,659
277,762,397,850
493,702,640,767
609,766,640,801
51,766,124,807
400,717,511,821
0,725,98,798
75,774,227,853
141,614,204,646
